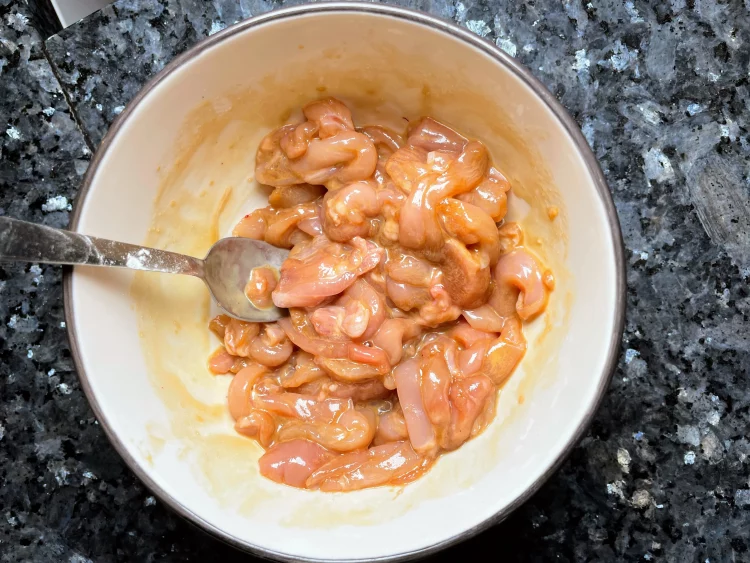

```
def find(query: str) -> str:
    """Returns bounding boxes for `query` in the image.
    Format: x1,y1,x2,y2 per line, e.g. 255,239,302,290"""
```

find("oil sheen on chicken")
207,98,553,492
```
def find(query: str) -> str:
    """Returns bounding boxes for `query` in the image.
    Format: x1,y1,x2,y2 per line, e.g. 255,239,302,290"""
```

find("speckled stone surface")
2,0,750,561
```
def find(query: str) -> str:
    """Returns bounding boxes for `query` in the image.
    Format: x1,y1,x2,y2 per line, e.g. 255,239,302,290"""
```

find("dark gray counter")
1,0,749,560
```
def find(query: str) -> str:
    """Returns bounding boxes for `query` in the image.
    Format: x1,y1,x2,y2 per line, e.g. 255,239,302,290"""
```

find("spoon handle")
0,217,204,277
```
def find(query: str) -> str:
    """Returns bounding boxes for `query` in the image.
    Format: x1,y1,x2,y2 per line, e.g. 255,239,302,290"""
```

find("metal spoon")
0,217,289,322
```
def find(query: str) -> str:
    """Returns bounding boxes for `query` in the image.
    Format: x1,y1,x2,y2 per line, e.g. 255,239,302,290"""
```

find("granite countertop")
2,0,750,561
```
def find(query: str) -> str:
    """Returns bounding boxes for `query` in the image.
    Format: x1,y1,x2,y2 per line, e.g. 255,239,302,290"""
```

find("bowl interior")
68,7,621,561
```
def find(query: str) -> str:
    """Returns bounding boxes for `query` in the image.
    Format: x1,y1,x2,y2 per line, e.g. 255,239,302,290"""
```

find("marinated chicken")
207,98,553,491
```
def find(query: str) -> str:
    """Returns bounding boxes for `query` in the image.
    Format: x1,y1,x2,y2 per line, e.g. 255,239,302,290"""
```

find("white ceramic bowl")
64,4,625,561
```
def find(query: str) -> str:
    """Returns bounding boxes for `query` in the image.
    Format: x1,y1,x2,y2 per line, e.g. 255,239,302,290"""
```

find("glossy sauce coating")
244,266,279,310
208,98,553,491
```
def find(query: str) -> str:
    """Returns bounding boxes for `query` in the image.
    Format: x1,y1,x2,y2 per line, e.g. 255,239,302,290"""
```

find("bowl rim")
63,3,626,561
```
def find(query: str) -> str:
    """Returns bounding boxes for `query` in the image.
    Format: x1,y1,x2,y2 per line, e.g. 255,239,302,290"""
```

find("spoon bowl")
203,237,288,322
